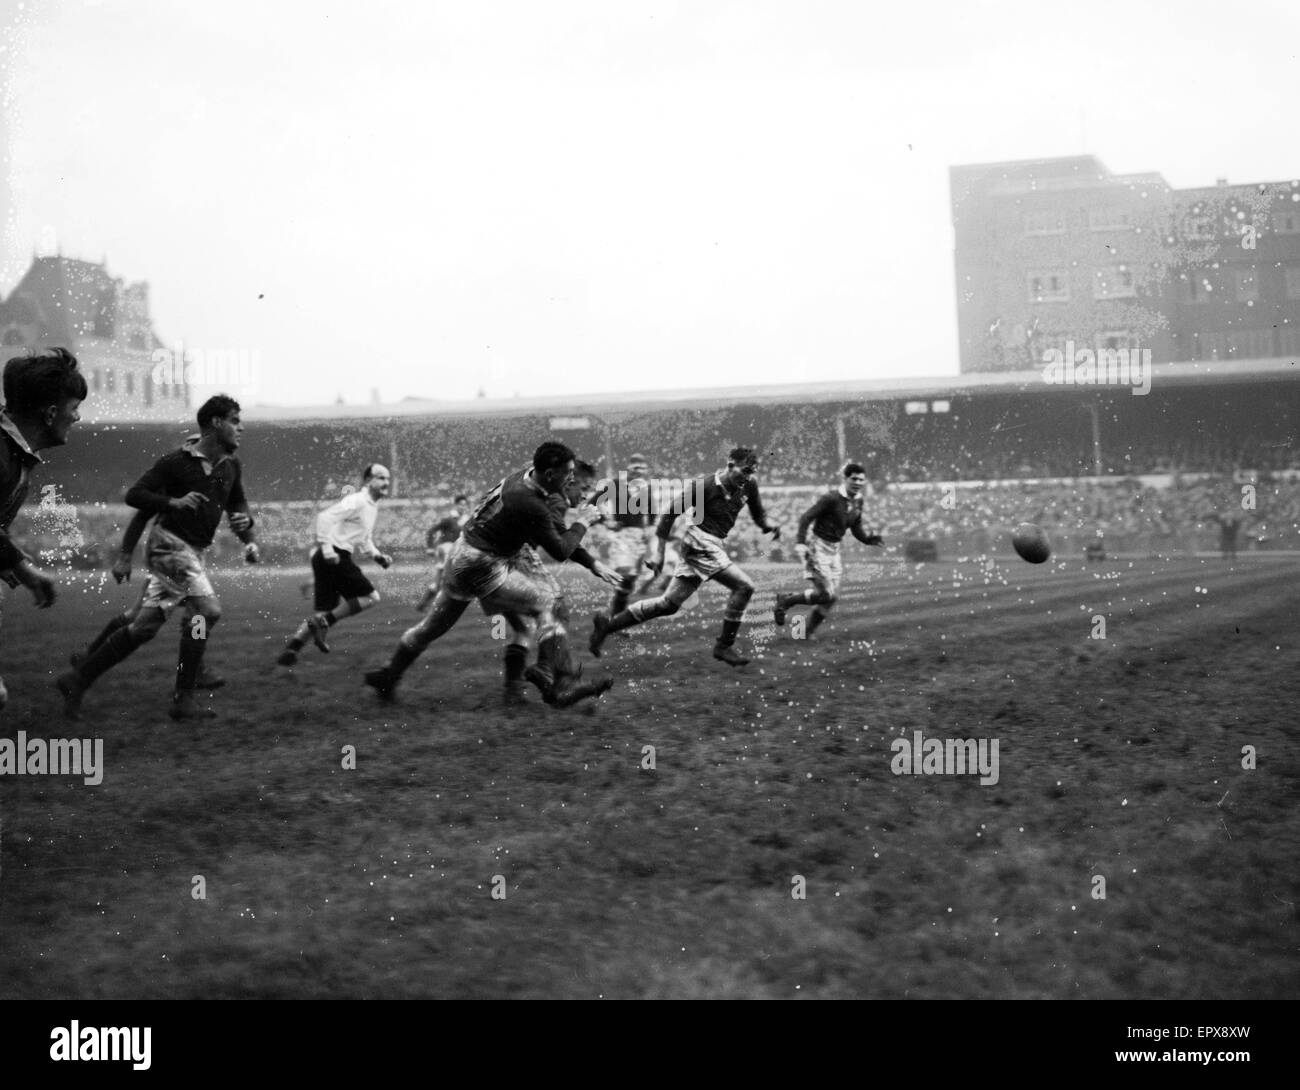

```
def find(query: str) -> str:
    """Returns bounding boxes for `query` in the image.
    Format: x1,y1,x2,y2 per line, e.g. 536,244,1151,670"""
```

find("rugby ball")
1012,523,1052,564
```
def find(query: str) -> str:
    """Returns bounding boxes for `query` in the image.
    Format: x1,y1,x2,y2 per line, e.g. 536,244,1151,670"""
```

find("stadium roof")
243,357,1300,422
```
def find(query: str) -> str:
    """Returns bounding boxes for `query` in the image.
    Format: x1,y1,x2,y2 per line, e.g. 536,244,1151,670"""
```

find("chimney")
1216,177,1228,187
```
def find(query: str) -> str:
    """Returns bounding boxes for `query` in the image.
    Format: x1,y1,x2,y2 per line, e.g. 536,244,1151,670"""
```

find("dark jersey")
797,488,874,545
463,469,587,562
427,515,463,549
545,491,597,571
610,476,654,530
0,411,39,572
658,471,768,541
124,440,250,550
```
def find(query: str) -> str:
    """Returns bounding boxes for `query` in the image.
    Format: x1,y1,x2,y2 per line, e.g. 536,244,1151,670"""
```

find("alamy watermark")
593,472,707,525
0,731,104,785
1042,341,1151,396
151,340,261,390
890,729,1000,785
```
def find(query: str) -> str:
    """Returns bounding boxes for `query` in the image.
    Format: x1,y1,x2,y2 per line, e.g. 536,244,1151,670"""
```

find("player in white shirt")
277,464,393,665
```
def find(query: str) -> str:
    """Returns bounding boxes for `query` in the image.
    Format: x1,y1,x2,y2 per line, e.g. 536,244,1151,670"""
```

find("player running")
57,395,259,721
487,460,617,706
773,461,883,637
277,464,393,666
364,442,619,706
588,446,780,667
0,348,87,708
417,494,470,611
603,453,655,617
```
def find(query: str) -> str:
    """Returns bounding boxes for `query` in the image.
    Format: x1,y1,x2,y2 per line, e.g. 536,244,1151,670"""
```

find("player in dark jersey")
57,395,258,720
364,442,620,705
773,461,883,637
488,460,615,706
0,348,87,709
417,494,470,610
589,446,780,667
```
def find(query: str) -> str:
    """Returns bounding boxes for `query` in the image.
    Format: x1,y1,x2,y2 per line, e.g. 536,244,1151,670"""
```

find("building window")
1096,330,1139,353
1281,327,1300,355
1093,265,1136,300
1024,211,1067,236
126,371,135,397
1180,270,1215,303
1183,214,1218,241
1272,211,1300,235
1028,270,1070,303
145,373,154,408
92,369,102,393
1284,265,1300,301
1233,266,1259,302
106,369,115,393
1,327,24,346
1089,207,1133,231
1227,329,1274,358
128,331,147,351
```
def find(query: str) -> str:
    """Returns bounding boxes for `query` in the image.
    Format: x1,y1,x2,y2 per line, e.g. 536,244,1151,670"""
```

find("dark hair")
842,461,866,477
362,464,389,482
533,441,576,474
728,446,758,467
197,394,241,430
574,460,596,480
454,494,468,504
3,347,88,414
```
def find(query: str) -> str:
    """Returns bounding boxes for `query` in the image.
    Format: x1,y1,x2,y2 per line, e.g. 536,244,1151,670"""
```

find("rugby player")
364,442,619,706
417,494,470,611
773,461,883,637
588,446,780,667
56,395,259,720
488,460,617,706
277,464,393,665
70,504,228,691
0,348,87,708
603,453,655,617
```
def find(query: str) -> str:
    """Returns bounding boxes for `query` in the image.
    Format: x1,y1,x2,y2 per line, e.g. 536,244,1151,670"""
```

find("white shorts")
673,525,732,582
141,526,216,614
442,540,555,614
804,535,843,597
609,525,651,570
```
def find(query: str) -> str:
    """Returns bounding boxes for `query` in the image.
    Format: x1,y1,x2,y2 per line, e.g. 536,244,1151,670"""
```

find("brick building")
951,155,1300,373
0,255,190,421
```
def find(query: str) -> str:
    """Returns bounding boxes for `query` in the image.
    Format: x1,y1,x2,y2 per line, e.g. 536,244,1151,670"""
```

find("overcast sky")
1,0,1297,409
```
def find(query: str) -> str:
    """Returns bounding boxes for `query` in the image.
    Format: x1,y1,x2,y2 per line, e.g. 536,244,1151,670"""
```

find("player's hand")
228,511,253,534
592,561,622,587
374,553,392,569
573,502,603,528
170,491,208,512
244,543,261,565
111,553,133,583
794,542,809,561
16,563,55,608
764,524,781,541
863,534,884,547
644,551,665,576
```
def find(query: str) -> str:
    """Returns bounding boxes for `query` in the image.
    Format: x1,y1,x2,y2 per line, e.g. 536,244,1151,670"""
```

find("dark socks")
388,642,420,677
807,609,828,635
88,613,131,655
503,644,527,684
176,630,207,692
77,626,141,686
718,618,742,647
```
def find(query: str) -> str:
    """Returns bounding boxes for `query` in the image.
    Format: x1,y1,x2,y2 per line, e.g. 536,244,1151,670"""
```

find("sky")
1,0,1298,409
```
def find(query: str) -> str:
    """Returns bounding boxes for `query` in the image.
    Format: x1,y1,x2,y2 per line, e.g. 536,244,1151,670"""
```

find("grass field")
1,552,1297,999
